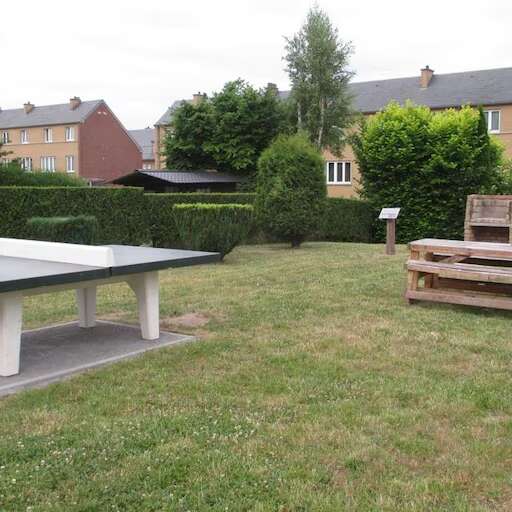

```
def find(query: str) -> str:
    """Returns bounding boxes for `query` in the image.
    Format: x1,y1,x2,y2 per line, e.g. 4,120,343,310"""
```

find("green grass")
1,243,512,511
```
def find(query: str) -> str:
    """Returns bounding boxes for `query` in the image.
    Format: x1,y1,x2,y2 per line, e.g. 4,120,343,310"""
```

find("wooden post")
386,218,396,255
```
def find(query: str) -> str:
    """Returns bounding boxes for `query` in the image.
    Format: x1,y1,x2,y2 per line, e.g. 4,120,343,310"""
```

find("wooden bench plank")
405,288,512,311
406,260,512,285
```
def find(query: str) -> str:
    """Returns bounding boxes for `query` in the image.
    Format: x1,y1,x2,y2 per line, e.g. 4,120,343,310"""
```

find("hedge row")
0,187,148,245
0,187,373,248
26,216,98,245
173,204,254,258
318,198,373,243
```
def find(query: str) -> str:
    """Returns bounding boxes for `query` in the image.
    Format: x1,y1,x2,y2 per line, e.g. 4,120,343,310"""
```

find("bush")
173,204,253,259
352,102,504,242
146,193,255,247
255,133,326,247
0,187,148,245
318,198,373,242
26,216,98,245
0,163,86,186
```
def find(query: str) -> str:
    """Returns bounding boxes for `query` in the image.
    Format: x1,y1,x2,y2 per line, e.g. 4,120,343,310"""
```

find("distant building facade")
0,97,141,182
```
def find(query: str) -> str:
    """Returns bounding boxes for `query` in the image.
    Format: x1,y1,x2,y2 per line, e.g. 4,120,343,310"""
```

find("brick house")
154,66,512,198
0,97,141,182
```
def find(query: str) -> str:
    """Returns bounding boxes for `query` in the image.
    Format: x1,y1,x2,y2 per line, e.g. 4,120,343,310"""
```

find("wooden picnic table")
406,238,512,311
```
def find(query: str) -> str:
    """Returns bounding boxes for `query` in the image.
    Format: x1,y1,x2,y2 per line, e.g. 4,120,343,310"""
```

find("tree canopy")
164,80,287,177
352,102,504,242
284,5,354,153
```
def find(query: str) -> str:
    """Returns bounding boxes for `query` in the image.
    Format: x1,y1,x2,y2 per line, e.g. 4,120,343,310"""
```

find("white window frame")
43,127,53,143
65,126,75,142
40,156,56,172
142,163,153,170
1,131,10,144
20,157,32,172
326,161,352,185
20,129,29,144
1,158,10,167
65,155,75,173
484,110,501,134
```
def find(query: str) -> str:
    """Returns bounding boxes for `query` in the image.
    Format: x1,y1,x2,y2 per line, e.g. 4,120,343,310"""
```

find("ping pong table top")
0,244,220,293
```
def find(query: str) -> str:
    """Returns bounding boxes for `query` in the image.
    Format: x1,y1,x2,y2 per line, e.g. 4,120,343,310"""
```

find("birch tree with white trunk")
284,6,354,154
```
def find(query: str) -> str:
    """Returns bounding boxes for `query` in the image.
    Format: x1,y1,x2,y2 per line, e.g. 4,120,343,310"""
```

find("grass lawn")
1,242,512,511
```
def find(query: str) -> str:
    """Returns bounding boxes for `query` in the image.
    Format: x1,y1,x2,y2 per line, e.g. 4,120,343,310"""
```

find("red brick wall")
79,102,142,181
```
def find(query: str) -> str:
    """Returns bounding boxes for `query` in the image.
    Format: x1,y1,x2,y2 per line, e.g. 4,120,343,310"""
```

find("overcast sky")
1,0,511,129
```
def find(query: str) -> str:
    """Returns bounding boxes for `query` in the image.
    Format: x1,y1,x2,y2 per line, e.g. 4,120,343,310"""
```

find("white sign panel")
379,208,400,220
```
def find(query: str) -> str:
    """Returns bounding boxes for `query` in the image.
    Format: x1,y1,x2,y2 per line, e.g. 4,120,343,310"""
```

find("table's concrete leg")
76,286,97,328
128,271,159,340
0,293,23,377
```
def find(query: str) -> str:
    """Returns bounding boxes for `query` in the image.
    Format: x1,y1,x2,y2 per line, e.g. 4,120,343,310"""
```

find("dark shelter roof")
112,170,243,186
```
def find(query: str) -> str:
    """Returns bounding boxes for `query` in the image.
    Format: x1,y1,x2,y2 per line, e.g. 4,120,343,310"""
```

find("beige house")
0,97,141,181
153,66,512,197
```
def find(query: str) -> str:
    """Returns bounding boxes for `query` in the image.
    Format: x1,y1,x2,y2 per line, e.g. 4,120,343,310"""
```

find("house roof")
154,66,512,127
155,100,186,126
0,99,104,129
112,169,244,186
129,128,155,161
280,67,512,113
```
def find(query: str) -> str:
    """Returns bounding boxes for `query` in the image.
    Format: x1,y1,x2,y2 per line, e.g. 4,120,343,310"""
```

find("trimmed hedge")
146,193,255,247
0,187,148,245
173,204,254,258
319,198,373,242
26,216,98,245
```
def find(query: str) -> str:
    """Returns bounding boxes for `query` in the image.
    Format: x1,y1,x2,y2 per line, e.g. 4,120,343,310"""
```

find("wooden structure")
464,195,512,243
379,208,400,255
405,238,512,311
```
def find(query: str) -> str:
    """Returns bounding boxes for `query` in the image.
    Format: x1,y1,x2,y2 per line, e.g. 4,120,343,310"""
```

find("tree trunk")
297,101,303,130
317,97,325,147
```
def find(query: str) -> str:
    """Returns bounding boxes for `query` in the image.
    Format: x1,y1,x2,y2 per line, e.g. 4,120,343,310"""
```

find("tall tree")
164,80,287,176
284,6,354,153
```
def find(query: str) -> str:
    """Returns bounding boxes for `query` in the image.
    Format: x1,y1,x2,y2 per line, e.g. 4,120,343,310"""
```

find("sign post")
379,208,400,255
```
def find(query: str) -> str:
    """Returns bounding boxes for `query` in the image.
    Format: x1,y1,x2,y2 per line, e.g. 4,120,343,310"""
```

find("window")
1,131,10,144
40,156,56,172
43,127,53,143
483,110,501,133
20,129,29,144
65,155,75,172
142,163,153,169
65,126,75,141
326,161,351,184
1,158,10,167
20,157,32,172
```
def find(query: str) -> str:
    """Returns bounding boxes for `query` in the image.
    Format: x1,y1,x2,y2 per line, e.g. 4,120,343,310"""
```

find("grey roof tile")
282,67,512,113
129,128,155,160
0,100,103,129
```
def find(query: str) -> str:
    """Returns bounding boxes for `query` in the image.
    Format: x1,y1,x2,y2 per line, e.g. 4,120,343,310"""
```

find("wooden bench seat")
407,260,512,285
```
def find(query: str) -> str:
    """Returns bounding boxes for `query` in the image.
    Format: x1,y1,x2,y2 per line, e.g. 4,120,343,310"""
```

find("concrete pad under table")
0,321,195,396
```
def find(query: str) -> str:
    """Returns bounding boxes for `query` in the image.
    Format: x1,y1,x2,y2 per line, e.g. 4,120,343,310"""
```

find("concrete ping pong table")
0,238,220,377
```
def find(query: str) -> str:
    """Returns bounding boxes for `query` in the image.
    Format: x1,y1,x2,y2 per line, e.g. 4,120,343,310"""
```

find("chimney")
191,92,206,106
266,82,278,95
420,65,434,88
24,102,34,114
70,96,82,110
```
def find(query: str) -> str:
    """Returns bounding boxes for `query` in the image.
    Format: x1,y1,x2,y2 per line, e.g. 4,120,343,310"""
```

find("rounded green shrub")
255,133,326,247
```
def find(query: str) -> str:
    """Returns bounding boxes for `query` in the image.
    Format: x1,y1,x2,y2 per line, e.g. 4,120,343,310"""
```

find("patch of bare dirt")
163,312,210,329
